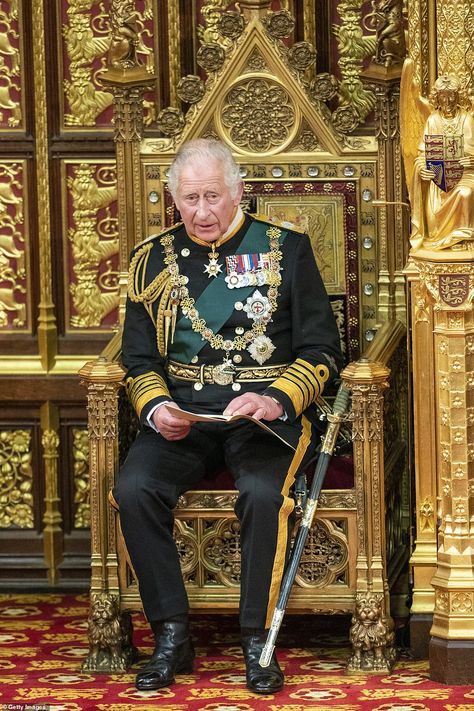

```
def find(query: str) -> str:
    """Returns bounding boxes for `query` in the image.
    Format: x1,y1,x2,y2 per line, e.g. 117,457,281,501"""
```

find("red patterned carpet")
0,593,472,711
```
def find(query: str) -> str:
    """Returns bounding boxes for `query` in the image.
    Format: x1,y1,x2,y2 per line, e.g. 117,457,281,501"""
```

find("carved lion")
82,593,132,672
348,594,395,671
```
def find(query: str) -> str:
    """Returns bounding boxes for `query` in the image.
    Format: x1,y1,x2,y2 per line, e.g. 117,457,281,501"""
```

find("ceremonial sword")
259,382,352,667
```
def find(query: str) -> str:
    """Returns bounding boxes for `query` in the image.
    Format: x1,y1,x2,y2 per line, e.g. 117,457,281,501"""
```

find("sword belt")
166,360,289,386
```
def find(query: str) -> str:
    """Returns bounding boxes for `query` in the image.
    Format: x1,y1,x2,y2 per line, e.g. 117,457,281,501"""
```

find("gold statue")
401,59,474,251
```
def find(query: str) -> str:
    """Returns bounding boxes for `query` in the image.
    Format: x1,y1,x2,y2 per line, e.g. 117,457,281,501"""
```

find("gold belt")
166,360,289,386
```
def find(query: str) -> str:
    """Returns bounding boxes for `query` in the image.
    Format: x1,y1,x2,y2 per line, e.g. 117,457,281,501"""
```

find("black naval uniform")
114,211,342,630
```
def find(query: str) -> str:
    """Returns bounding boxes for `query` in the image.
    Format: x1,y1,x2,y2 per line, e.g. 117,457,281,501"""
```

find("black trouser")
114,418,314,629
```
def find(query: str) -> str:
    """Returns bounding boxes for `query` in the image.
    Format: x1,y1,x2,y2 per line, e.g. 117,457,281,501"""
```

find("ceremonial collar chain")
160,224,283,355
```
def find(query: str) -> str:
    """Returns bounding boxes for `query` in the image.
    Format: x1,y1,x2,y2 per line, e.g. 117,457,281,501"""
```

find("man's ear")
234,180,244,205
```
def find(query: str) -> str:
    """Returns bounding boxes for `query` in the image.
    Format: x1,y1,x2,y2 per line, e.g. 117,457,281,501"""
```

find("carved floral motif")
217,11,246,40
0,429,33,529
262,10,295,39
0,161,26,329
73,428,90,529
177,75,206,104
0,1,22,128
221,78,295,151
296,520,348,587
196,42,226,73
287,42,317,72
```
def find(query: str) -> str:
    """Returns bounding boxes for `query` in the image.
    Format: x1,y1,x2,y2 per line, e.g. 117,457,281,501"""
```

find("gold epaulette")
250,213,306,234
134,221,183,248
129,222,184,303
128,225,179,359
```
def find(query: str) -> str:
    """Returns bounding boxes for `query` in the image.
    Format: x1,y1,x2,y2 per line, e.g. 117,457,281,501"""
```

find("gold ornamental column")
406,255,438,657
33,0,57,370
407,250,474,684
40,403,62,584
100,1,156,321
342,358,396,673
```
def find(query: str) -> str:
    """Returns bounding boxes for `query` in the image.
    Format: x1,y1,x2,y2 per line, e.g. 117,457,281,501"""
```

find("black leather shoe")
241,632,284,694
135,620,195,691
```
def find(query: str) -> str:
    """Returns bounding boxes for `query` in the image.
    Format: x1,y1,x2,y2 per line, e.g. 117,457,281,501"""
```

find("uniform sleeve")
121,295,171,426
264,234,342,422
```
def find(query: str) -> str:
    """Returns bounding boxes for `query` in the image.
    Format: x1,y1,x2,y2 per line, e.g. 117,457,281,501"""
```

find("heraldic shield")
425,133,464,192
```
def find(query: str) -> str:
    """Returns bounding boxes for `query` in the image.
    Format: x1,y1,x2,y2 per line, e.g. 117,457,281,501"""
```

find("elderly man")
114,138,342,694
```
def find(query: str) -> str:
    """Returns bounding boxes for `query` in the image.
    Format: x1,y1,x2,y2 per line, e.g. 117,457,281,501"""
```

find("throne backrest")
135,15,380,365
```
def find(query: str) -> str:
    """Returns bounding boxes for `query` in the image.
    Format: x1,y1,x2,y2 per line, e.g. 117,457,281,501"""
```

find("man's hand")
223,392,283,421
152,403,191,440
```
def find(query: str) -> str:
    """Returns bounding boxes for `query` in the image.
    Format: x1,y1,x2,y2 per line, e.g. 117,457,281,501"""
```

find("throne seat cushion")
197,454,354,490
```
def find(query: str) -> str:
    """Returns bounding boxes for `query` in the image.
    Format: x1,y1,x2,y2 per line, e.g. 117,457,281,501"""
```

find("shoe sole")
135,660,195,690
247,682,284,694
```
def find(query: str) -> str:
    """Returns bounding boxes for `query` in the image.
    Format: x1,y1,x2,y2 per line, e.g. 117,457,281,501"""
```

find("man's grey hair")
167,138,242,199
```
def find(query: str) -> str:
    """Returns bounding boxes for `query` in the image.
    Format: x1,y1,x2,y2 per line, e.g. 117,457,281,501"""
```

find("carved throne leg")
346,592,396,672
82,592,138,673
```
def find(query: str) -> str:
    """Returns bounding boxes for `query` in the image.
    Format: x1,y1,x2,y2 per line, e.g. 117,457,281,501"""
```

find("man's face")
174,159,243,242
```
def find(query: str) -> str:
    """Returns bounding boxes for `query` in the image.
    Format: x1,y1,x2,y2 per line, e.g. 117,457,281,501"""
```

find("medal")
247,335,275,365
204,242,223,278
225,252,273,289
225,272,241,288
243,290,272,321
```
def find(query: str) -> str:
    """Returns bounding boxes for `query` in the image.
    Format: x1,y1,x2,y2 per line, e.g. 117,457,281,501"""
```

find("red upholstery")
197,455,354,490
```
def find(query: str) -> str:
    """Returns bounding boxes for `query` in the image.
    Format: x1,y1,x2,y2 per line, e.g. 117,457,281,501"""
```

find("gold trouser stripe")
264,415,312,629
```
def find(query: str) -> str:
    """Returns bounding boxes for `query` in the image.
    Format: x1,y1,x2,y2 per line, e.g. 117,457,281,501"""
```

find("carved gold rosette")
219,75,299,153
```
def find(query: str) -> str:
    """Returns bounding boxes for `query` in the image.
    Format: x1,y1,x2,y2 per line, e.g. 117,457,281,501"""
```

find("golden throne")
80,4,408,674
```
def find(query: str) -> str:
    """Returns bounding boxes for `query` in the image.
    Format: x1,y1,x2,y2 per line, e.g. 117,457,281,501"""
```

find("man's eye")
206,194,219,203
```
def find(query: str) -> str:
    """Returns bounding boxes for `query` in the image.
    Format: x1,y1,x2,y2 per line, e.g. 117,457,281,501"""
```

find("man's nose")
195,198,210,217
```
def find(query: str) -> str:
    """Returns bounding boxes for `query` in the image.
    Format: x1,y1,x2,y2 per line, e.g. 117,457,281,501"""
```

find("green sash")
169,220,287,363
